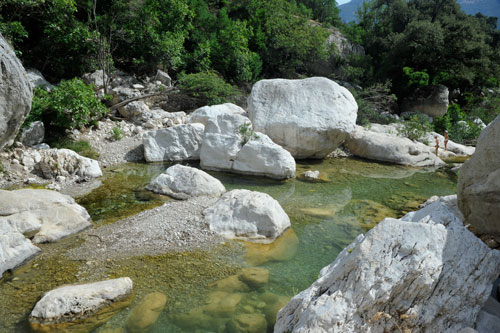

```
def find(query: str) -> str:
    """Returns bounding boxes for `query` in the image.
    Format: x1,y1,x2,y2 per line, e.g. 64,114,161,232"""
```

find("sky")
337,0,352,4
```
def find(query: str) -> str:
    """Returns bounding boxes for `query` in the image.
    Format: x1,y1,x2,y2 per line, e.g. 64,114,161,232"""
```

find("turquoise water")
0,158,457,332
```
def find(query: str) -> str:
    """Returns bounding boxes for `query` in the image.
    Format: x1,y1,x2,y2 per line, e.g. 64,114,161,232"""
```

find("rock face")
154,69,172,87
458,115,500,244
275,196,500,333
30,278,133,329
26,69,53,90
346,125,445,167
0,189,92,243
204,189,290,243
188,103,247,126
200,113,295,179
38,148,102,179
143,123,205,162
146,164,226,199
82,69,108,89
0,34,33,150
401,85,449,118
247,77,357,158
17,120,45,147
0,222,41,278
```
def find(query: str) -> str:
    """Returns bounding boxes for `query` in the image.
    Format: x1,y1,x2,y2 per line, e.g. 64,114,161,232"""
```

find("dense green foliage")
398,114,433,142
177,71,240,105
29,79,108,131
1,0,337,83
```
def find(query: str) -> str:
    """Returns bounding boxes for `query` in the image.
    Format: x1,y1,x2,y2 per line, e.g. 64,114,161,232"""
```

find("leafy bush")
433,103,483,145
111,126,123,141
398,114,432,141
47,137,100,160
352,82,398,126
177,71,239,105
28,78,108,130
238,122,258,144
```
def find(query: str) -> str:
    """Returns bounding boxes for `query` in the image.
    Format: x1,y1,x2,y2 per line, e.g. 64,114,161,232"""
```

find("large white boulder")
247,77,357,158
200,113,295,179
29,278,133,327
0,189,92,243
26,69,53,90
458,115,500,244
18,120,45,147
143,123,205,162
204,189,291,243
188,103,247,126
0,222,41,278
346,125,445,167
275,196,500,332
0,34,33,150
38,148,102,179
146,164,226,200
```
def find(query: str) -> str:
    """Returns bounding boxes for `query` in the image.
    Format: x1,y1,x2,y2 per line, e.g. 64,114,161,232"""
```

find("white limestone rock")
26,69,53,90
200,113,295,179
0,34,33,150
247,77,357,158
82,69,108,89
475,297,500,333
38,148,102,179
18,120,45,147
29,278,133,325
119,100,149,120
275,197,500,333
458,115,500,244
143,123,205,162
154,69,172,87
346,125,445,167
0,189,92,243
146,164,226,200
204,189,291,243
188,103,248,125
0,222,41,278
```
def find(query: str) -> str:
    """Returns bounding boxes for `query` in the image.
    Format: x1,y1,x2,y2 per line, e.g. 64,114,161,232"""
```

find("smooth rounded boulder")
247,77,357,158
143,123,204,162
146,164,226,199
0,189,92,243
346,125,445,167
458,115,500,244
29,278,133,332
0,34,33,150
188,103,247,125
203,189,290,243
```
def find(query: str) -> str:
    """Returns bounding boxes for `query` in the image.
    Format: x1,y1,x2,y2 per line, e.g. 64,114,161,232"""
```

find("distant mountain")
339,0,364,23
339,0,500,24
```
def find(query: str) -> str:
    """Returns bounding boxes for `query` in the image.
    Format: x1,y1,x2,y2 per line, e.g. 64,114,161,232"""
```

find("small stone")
226,313,267,333
132,84,145,89
238,267,269,289
126,292,167,333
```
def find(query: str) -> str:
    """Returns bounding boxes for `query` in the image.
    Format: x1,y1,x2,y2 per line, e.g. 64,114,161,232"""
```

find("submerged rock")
458,115,500,245
0,33,33,150
239,267,269,289
346,125,445,167
29,278,133,332
275,196,500,333
204,189,291,243
126,292,167,333
226,313,267,333
146,164,226,199
0,189,92,243
245,228,299,266
200,113,295,179
38,148,102,179
143,123,205,162
247,77,357,158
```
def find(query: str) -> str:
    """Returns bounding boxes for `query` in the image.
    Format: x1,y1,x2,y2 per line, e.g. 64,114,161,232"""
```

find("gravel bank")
68,196,225,260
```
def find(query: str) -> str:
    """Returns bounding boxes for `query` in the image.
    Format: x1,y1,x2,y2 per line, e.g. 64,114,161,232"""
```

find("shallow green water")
0,158,457,332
